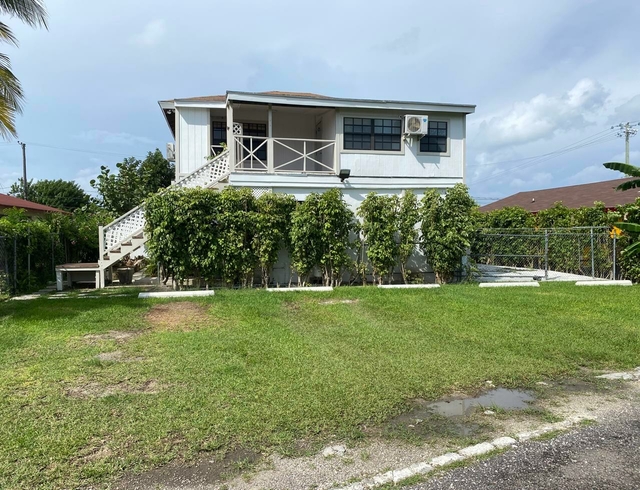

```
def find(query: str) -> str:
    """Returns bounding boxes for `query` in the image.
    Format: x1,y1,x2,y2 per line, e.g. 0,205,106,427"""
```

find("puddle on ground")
385,388,535,439
425,388,535,417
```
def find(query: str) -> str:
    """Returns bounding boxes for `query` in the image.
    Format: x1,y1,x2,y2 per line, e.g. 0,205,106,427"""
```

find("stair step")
133,233,144,240
111,248,121,254
121,241,132,247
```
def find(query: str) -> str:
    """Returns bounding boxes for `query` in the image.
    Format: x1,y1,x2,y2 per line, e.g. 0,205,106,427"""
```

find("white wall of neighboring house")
176,107,210,176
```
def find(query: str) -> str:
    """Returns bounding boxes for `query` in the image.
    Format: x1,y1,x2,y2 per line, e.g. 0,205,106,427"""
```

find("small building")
480,177,638,213
0,193,67,217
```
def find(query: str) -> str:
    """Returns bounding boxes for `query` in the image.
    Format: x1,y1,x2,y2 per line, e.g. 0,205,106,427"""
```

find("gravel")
410,405,640,490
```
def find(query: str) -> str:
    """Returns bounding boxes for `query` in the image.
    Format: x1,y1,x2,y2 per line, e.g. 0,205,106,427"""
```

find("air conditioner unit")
166,142,175,162
404,115,429,136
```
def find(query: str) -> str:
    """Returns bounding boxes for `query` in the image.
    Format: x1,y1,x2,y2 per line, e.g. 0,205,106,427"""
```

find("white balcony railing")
231,136,336,174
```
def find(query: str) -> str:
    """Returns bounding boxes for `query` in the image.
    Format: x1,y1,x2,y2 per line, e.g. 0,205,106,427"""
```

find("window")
344,118,401,151
420,121,448,153
212,121,226,147
211,122,267,161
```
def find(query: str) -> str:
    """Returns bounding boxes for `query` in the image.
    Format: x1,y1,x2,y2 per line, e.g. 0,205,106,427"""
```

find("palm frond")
0,51,23,138
614,179,640,191
0,0,47,28
603,161,640,178
616,222,640,233
622,240,640,256
0,22,17,46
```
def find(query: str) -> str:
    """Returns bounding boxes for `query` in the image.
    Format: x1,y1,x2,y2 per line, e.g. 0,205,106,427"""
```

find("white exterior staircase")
97,150,230,287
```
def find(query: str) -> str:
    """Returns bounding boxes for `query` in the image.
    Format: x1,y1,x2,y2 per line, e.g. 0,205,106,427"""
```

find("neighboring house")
91,90,476,288
0,193,67,217
480,177,639,213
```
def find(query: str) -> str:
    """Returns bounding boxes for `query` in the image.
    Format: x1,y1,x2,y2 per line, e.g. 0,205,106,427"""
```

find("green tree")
397,191,420,284
10,178,90,212
90,149,174,215
0,0,47,138
603,161,640,256
358,192,398,285
420,184,477,284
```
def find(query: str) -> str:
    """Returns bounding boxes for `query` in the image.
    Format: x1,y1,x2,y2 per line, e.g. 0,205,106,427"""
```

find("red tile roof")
480,177,640,213
0,193,67,214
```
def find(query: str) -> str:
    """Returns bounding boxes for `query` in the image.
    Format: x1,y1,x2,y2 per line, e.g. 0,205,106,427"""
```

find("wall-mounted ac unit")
166,142,175,162
404,115,429,136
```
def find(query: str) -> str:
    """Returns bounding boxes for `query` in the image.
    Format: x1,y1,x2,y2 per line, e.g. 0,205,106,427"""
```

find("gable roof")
0,193,67,214
480,177,640,213
160,91,330,105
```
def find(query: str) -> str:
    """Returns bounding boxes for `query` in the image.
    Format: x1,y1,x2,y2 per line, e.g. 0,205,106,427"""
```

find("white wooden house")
57,91,475,289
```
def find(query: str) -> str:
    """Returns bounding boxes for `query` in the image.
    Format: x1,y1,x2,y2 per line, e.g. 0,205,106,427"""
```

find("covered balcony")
213,103,338,175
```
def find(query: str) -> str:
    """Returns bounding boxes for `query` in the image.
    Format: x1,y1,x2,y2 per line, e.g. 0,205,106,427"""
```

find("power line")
467,127,617,169
468,130,620,186
22,142,150,159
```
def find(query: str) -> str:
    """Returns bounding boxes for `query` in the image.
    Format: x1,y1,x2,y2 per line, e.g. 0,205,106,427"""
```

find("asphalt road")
411,405,640,490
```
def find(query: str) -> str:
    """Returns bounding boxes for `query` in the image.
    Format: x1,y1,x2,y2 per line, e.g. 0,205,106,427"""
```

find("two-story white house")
64,90,474,289
159,90,475,208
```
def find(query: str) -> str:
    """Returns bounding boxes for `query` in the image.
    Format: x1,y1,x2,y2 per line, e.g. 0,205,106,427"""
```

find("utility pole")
612,122,639,164
17,141,27,200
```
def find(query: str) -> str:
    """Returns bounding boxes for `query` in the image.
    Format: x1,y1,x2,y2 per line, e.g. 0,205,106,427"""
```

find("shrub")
358,193,399,285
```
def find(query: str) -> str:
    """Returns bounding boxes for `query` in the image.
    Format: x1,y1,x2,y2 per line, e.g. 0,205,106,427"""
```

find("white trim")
175,107,181,179
226,92,476,114
229,172,462,189
174,100,226,109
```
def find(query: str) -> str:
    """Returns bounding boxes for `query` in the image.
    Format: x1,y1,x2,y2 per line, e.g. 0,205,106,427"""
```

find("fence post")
613,233,617,280
51,234,55,280
590,227,595,278
27,227,31,287
544,229,549,281
13,236,17,292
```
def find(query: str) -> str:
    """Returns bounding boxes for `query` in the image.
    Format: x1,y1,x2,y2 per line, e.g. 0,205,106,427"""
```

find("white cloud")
609,150,640,164
609,94,640,124
509,172,552,189
566,164,625,186
474,78,610,150
132,19,166,47
75,130,156,146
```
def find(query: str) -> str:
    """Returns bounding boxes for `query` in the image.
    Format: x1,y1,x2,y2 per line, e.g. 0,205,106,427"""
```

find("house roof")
480,177,640,213
0,193,67,214
160,90,476,113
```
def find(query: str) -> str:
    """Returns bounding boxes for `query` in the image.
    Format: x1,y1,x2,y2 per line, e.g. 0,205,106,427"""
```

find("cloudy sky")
0,0,639,203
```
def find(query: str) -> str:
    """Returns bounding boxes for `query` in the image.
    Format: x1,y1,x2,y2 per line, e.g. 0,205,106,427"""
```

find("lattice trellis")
101,151,231,253
251,187,272,198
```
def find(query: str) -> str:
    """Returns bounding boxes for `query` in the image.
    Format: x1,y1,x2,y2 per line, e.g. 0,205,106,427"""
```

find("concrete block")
430,452,465,467
491,436,517,449
372,471,394,485
266,286,333,292
377,284,440,289
138,290,215,298
575,280,632,286
479,282,540,288
458,442,496,458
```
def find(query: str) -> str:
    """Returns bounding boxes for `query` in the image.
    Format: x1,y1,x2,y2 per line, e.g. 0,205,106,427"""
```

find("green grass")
1,283,639,489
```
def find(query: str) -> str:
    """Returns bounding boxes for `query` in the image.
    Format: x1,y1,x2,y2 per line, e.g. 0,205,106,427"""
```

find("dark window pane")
344,117,353,124
420,121,448,153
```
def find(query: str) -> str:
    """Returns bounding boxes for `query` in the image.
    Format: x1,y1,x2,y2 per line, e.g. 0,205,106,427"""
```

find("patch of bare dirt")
116,447,260,490
94,351,145,363
66,379,161,399
83,330,140,344
146,302,211,331
319,299,360,305
75,438,114,464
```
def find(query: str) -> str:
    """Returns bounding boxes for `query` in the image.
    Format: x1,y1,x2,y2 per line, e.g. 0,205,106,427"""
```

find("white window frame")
339,113,406,156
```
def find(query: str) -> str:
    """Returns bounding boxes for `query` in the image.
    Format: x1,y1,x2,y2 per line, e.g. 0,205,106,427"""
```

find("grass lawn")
1,283,639,489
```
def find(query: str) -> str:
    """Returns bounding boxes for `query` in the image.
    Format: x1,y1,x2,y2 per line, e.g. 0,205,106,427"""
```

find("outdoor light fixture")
339,169,351,182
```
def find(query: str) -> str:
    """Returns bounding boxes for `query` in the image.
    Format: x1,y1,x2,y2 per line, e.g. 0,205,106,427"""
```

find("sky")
0,0,639,204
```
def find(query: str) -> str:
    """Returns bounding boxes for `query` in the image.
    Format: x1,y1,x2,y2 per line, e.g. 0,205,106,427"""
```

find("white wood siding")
338,112,465,180
177,107,210,175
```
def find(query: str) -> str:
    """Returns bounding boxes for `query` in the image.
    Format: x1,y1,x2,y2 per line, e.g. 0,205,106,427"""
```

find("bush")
420,184,477,283
358,193,399,284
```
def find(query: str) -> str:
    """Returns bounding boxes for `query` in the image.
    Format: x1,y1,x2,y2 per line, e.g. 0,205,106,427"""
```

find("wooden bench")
55,263,100,291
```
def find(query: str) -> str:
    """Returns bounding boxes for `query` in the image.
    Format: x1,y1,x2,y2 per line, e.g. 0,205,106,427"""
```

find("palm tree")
0,0,47,139
603,161,640,254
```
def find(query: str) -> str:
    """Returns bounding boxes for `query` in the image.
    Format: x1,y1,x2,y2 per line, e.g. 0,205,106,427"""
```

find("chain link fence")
0,233,66,297
471,227,617,281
